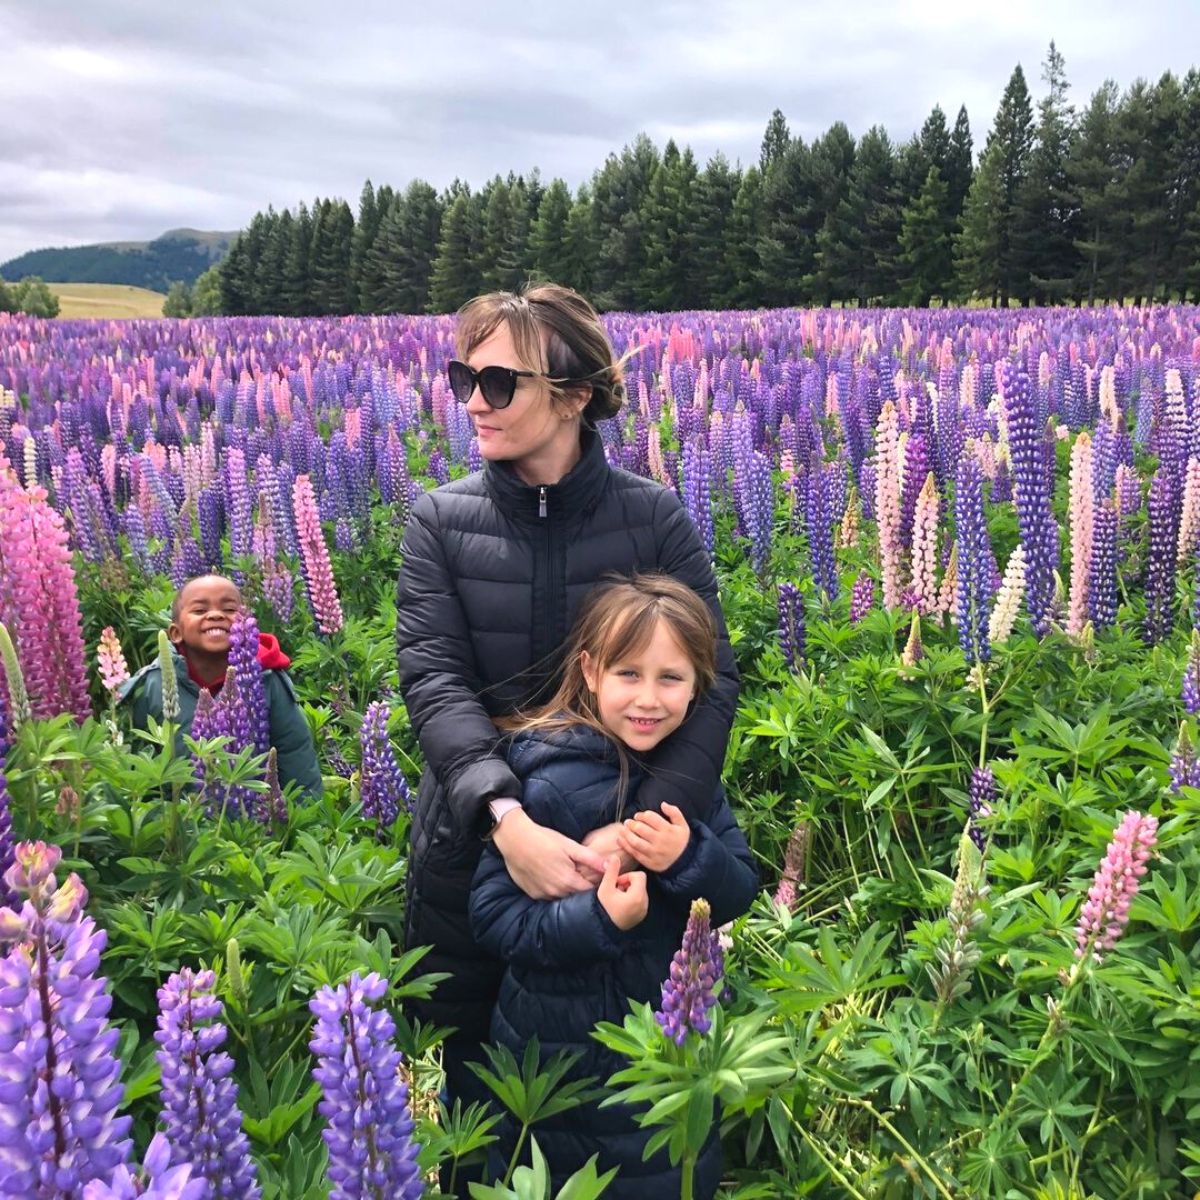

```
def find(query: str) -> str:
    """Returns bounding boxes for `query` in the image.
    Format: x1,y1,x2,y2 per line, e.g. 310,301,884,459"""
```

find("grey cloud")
1,0,1198,263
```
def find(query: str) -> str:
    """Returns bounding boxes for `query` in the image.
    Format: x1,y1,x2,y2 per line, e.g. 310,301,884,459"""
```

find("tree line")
195,45,1200,317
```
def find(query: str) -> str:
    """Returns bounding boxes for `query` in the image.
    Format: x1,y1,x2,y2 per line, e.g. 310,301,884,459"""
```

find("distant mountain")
0,228,238,290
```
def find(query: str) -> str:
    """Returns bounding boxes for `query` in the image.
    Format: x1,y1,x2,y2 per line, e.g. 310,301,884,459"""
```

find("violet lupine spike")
655,898,725,1046
1073,811,1158,967
1169,724,1200,793
81,1133,208,1200
954,454,993,665
1144,466,1180,646
358,701,412,830
849,571,875,626
967,767,995,852
999,364,1058,637
1088,501,1119,631
682,440,714,559
292,474,344,635
308,972,423,1200
154,968,261,1200
226,611,270,759
0,842,133,1199
804,463,838,601
1184,630,1200,716
776,583,805,671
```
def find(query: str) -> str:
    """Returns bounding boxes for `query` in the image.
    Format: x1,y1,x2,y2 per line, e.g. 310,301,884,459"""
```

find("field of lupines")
0,305,1198,1198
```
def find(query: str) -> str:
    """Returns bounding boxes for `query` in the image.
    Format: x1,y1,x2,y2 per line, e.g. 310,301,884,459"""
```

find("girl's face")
581,619,698,752
463,320,586,485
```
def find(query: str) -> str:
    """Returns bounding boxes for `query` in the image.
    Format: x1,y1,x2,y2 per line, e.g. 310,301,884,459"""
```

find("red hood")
182,631,291,693
257,632,290,670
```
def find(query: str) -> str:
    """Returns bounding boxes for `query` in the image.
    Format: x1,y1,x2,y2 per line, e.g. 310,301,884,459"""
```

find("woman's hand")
596,856,649,931
492,809,608,900
617,802,691,872
581,822,637,874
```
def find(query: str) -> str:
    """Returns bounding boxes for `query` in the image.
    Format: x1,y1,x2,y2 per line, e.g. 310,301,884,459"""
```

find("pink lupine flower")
97,626,130,694
875,401,906,610
1074,811,1158,966
1066,431,1094,637
1177,456,1200,563
292,473,344,635
909,472,940,615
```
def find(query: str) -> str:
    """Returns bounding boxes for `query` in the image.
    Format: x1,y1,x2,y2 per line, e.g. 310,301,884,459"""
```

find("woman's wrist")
490,803,530,852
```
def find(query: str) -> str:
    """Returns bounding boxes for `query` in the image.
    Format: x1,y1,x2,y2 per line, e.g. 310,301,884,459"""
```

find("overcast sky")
1,0,1197,264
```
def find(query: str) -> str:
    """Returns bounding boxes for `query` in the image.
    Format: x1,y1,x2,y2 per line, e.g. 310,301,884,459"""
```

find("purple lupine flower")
308,972,423,1200
197,486,223,570
0,842,133,1197
1088,500,1119,631
1074,811,1158,966
358,702,412,830
655,898,724,1046
1184,631,1200,715
218,668,259,821
967,767,994,852
776,583,805,671
1144,466,1180,645
223,448,253,578
82,1134,208,1200
154,968,260,1200
1000,365,1058,637
740,450,774,576
1170,724,1200,793
682,440,714,559
804,464,838,601
849,571,875,625
898,433,930,553
226,611,270,759
954,455,993,665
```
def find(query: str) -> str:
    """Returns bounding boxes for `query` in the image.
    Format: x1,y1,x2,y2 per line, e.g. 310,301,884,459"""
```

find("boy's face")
169,576,242,659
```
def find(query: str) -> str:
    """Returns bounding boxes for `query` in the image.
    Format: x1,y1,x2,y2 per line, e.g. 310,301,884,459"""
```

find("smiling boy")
119,574,323,797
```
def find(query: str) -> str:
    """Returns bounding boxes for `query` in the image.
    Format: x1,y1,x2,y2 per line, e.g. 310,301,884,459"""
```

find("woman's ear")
580,650,598,693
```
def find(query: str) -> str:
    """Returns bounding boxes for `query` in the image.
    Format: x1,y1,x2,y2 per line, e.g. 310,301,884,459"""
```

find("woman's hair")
455,282,627,425
499,574,718,807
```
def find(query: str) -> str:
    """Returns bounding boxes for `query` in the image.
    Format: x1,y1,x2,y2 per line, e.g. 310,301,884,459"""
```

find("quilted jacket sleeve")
658,789,758,927
639,488,740,822
396,493,520,838
469,773,627,967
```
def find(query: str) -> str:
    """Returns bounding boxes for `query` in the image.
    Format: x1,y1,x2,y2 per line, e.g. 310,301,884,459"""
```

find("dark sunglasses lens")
479,366,515,409
447,361,473,402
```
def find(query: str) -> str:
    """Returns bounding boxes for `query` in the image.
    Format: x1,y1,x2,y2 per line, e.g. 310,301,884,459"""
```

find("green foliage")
161,280,192,317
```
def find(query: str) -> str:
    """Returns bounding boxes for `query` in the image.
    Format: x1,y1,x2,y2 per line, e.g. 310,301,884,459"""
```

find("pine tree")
956,139,1004,303
1016,42,1080,302
724,165,764,308
638,141,700,310
690,153,738,308
946,106,975,221
898,167,953,305
760,108,791,173
561,188,597,294
429,189,484,312
257,208,290,315
590,135,659,309
309,199,354,314
283,201,314,316
1069,82,1122,302
529,178,573,282
1166,68,1200,299
991,64,1036,304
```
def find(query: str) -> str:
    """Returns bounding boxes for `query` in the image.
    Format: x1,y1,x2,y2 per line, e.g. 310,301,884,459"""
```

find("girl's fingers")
630,810,666,829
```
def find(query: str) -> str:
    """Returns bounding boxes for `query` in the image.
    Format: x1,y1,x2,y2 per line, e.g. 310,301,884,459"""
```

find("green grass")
48,282,168,319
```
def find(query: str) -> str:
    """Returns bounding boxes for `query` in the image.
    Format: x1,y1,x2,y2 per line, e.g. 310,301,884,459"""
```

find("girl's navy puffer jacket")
470,725,758,1200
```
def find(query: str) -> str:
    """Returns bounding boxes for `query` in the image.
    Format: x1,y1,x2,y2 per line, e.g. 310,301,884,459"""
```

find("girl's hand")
493,810,607,900
582,822,637,873
618,802,691,872
596,856,648,931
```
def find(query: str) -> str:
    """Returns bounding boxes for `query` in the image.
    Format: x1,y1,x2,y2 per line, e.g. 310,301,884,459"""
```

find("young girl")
469,575,757,1200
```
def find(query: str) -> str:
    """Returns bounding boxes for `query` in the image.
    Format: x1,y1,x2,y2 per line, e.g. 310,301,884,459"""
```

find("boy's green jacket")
117,649,324,798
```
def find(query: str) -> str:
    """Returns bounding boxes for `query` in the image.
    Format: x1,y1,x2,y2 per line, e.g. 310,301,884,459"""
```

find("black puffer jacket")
396,429,739,1040
469,726,757,1199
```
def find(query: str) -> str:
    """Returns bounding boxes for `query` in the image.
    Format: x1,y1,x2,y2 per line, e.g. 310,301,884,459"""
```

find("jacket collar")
483,427,611,524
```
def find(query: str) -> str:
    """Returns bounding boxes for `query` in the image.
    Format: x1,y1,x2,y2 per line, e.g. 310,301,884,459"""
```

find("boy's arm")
640,489,739,822
470,846,626,968
658,793,758,927
265,672,324,798
116,665,160,731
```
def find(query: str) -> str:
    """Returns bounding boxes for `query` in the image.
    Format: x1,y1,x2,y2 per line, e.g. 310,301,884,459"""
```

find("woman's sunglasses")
447,359,591,410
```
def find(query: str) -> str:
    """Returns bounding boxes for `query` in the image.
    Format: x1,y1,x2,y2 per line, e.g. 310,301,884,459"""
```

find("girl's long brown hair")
498,573,718,811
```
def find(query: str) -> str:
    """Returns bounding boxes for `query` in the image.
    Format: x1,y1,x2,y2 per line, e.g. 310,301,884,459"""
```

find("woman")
395,283,739,1127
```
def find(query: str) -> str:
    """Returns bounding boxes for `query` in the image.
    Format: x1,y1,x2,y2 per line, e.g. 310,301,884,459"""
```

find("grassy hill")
1,228,237,291
48,283,168,319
